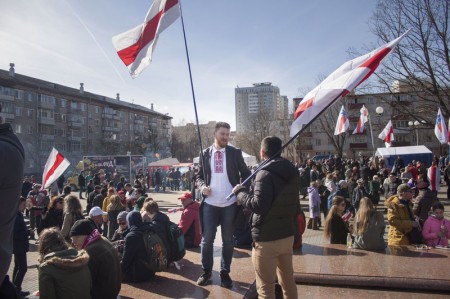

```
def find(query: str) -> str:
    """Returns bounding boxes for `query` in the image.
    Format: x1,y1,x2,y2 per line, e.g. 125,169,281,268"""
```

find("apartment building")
0,63,172,176
235,82,288,133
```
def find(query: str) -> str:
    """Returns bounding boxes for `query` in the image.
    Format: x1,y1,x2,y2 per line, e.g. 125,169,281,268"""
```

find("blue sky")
0,0,378,130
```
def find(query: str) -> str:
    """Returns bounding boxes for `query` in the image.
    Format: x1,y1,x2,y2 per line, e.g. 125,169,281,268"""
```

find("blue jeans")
201,202,237,273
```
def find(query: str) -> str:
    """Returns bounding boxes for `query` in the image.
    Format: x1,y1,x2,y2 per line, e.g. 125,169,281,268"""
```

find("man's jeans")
201,202,237,273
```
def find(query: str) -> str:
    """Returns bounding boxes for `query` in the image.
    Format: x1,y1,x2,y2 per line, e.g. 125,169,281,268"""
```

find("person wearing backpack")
120,211,156,282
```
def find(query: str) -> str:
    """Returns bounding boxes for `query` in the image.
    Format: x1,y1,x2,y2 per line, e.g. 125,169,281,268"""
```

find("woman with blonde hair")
324,196,350,244
352,197,386,250
38,228,91,298
60,195,84,240
107,195,125,240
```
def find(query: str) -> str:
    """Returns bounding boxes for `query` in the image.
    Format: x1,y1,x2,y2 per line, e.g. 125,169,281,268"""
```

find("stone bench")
293,243,450,292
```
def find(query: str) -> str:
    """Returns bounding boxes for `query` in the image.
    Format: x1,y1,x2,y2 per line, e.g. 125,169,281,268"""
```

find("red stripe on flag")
117,0,178,66
43,153,65,186
294,98,314,119
356,48,391,87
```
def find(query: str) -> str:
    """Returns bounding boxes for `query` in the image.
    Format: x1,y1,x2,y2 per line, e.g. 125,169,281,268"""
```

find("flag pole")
178,0,208,183
226,90,347,200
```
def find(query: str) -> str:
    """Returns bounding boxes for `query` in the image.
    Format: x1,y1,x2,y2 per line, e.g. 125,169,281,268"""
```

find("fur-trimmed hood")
42,248,89,270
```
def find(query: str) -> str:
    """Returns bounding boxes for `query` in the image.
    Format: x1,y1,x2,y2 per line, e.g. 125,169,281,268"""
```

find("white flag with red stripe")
290,31,409,137
112,0,180,78
42,148,70,189
434,108,448,144
352,105,369,134
334,106,349,135
378,120,394,148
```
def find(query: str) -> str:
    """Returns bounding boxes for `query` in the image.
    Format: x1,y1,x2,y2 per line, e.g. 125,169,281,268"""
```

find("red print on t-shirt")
214,151,223,173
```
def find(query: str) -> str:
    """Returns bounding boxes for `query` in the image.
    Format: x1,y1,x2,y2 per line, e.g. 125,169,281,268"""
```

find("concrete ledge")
294,273,450,292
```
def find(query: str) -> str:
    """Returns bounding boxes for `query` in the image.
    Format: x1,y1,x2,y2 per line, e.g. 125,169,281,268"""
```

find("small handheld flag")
378,120,394,148
352,105,369,134
334,106,349,135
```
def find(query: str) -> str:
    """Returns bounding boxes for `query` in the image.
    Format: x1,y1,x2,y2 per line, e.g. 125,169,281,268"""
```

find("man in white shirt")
195,122,251,288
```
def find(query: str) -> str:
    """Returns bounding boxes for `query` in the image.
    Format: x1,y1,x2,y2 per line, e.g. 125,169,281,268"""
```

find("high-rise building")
0,63,172,176
235,82,288,133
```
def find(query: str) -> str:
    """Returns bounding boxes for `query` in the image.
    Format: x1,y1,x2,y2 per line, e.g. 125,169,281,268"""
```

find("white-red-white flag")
378,120,394,148
42,148,70,189
352,105,369,134
290,30,409,137
112,0,180,78
434,108,448,144
334,106,349,135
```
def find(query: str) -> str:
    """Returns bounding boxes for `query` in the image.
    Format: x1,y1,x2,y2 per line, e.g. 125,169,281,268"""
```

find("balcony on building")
68,136,82,142
0,94,14,101
68,121,83,128
102,134,120,143
38,117,55,125
41,134,55,140
0,112,15,121
393,141,411,147
298,144,313,150
38,101,54,109
349,143,368,149
102,126,121,133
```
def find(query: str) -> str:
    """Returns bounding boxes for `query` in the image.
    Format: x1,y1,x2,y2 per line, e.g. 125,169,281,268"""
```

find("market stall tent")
375,145,433,169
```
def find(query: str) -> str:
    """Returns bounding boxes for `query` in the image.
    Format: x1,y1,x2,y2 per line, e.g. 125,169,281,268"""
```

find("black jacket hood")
262,157,298,182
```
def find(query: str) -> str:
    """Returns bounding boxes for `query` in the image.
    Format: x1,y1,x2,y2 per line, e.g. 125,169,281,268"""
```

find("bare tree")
369,0,449,120
317,100,348,157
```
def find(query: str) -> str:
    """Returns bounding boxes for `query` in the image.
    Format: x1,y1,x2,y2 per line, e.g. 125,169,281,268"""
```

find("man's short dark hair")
261,136,282,158
63,185,72,194
124,183,132,188
214,122,230,132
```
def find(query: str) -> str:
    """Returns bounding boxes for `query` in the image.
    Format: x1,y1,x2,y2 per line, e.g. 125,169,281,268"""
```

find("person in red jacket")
177,193,201,248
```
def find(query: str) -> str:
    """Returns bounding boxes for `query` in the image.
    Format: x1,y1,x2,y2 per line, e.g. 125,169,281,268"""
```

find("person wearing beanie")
70,219,121,299
413,181,438,223
111,211,129,242
121,211,155,282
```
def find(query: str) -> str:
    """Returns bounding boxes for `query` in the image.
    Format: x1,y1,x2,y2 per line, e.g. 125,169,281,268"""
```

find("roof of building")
0,68,172,120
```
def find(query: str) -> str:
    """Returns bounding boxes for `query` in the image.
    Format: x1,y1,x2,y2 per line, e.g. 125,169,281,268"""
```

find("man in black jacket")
0,104,25,296
196,122,251,287
233,136,299,298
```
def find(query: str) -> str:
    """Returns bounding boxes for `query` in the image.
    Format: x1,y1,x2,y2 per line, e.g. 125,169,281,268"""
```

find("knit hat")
397,184,412,193
127,210,142,227
117,211,128,222
70,219,95,237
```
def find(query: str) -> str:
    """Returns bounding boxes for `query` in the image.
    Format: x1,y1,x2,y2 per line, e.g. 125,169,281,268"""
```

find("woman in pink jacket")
422,202,450,247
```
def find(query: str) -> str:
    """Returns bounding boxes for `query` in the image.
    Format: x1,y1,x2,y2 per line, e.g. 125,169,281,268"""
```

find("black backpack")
142,227,168,272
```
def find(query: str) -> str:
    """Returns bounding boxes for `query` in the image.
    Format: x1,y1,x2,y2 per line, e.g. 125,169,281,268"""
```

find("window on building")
15,124,21,134
315,139,321,146
15,107,22,116
27,93,33,102
80,103,86,111
0,102,14,113
71,101,78,109
60,99,67,108
88,111,92,119
95,106,100,114
15,89,24,99
27,126,33,134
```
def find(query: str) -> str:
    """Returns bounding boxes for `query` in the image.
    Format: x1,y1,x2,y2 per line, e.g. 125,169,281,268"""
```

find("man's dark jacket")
236,157,300,242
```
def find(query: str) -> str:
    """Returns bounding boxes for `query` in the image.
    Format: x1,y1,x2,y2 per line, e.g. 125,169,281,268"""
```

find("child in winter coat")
307,181,321,230
422,202,450,247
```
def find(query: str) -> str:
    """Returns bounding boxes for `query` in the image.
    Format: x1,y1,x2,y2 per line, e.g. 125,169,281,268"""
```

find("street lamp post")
408,120,420,146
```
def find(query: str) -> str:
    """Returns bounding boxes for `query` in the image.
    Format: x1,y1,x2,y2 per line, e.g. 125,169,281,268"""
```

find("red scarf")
81,229,102,249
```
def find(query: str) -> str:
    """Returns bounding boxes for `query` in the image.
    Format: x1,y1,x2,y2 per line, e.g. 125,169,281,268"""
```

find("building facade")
0,64,172,176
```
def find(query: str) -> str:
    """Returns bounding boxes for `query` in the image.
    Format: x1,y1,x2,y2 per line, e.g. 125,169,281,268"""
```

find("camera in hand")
30,206,48,213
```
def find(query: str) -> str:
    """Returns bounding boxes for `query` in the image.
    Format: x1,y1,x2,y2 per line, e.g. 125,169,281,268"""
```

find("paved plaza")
9,188,450,298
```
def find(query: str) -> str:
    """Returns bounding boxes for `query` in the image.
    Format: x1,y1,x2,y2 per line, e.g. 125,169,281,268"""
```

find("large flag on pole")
352,105,369,134
434,108,448,144
378,120,394,148
42,148,70,189
334,106,349,135
112,0,180,78
290,30,409,137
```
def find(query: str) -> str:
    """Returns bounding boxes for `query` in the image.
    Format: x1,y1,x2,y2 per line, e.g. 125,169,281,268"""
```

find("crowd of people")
298,154,450,250
2,113,449,298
